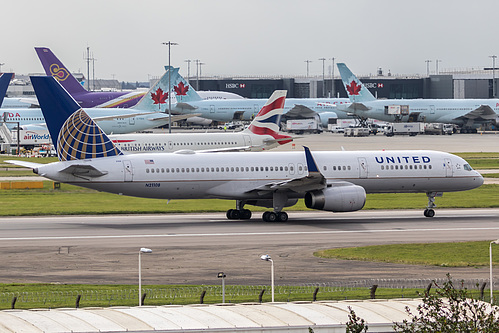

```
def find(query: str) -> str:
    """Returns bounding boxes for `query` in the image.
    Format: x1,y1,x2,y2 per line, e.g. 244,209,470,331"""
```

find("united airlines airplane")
337,63,499,132
167,67,352,126
110,90,293,153
1,68,195,134
9,76,483,221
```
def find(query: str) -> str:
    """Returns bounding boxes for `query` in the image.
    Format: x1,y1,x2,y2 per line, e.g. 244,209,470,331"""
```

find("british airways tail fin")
168,66,203,103
0,73,14,107
337,63,376,103
30,76,122,161
245,90,292,145
35,47,87,95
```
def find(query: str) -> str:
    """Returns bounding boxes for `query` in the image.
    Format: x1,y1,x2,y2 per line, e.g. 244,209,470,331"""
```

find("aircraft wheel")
241,209,252,219
230,209,240,219
424,209,435,218
263,211,277,222
277,212,288,222
226,209,234,219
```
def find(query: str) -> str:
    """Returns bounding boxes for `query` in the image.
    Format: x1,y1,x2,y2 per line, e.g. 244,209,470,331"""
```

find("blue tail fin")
30,76,122,161
337,63,376,103
0,73,13,107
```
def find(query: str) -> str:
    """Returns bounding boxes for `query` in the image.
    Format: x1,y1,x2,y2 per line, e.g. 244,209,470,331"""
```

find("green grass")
314,241,499,267
483,173,499,178
0,283,491,310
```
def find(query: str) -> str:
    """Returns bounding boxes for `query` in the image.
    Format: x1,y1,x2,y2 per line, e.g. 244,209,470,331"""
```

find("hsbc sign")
225,83,246,89
364,83,384,89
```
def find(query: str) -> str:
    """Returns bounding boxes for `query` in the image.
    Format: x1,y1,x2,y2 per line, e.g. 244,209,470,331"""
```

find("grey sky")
1,0,498,82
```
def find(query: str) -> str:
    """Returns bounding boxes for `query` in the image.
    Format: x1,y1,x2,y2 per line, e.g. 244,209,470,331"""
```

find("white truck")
11,128,51,149
285,119,323,134
384,122,425,137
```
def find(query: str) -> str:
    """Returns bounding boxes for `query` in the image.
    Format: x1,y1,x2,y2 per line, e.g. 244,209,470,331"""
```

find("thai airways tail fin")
168,66,203,103
0,73,14,107
337,63,376,103
30,76,122,161
35,47,88,95
245,90,292,145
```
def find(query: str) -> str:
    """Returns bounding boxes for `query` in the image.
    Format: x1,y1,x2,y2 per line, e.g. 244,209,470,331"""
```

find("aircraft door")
129,117,135,125
430,105,435,114
297,163,304,175
288,163,295,175
444,158,453,177
358,157,368,178
123,160,133,182
243,135,252,147
168,141,173,151
210,105,215,114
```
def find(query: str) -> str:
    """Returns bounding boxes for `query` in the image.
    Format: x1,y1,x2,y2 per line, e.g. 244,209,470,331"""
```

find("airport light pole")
425,60,432,76
184,60,191,83
330,57,335,98
162,41,178,134
260,254,274,302
490,55,497,98
304,60,312,78
218,272,226,303
194,59,201,90
490,240,499,303
319,58,326,97
435,59,441,75
138,247,152,306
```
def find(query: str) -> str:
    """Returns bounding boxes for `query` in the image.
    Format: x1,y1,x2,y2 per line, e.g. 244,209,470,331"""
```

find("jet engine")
304,185,366,212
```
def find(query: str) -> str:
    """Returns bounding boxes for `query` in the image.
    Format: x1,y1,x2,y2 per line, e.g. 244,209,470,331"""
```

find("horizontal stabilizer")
5,160,44,169
175,102,198,111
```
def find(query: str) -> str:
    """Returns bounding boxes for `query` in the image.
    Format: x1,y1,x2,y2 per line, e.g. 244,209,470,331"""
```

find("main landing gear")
226,194,290,222
262,211,288,222
424,192,440,217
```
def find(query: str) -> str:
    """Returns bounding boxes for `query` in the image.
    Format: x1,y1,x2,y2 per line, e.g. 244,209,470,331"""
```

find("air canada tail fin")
0,73,14,107
168,66,203,103
30,76,122,161
133,66,180,111
246,90,292,145
337,63,376,103
35,47,87,95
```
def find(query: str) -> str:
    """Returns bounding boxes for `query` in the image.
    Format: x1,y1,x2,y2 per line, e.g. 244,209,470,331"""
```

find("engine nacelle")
304,185,366,212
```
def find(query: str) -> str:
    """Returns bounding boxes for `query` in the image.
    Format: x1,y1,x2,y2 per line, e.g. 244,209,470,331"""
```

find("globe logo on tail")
57,109,123,161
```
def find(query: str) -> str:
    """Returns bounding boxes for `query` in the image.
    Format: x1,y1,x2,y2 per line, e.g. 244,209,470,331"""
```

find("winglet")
304,146,320,173
30,76,123,161
337,63,376,103
0,73,13,107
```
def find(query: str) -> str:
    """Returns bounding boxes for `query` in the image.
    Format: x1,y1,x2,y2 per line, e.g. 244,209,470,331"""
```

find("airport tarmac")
1,209,499,285
0,132,497,286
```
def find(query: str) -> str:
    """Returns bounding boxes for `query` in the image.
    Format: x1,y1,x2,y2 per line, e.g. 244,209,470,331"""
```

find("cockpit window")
464,164,473,171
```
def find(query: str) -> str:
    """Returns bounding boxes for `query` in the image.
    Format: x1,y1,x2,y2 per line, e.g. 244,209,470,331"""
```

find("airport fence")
0,278,491,309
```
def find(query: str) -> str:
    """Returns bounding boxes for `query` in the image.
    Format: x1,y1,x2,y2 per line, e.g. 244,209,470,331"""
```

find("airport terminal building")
6,68,498,100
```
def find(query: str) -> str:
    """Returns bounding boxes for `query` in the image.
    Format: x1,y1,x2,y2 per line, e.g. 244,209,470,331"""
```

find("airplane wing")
93,112,201,122
247,146,327,194
455,105,499,121
59,164,108,177
93,112,163,122
285,104,318,118
147,113,202,122
341,102,371,112
175,102,198,111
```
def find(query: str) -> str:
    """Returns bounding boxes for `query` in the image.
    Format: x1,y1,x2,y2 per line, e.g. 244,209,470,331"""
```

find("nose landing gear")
424,192,442,217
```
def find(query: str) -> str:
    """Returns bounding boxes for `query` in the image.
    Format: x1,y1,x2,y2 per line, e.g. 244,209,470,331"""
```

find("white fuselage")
1,108,171,134
338,99,499,126
173,98,352,124
109,130,280,154
35,150,483,202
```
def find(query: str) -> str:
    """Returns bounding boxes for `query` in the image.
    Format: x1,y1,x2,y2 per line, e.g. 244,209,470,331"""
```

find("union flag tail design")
247,90,292,145
30,76,123,161
337,63,376,103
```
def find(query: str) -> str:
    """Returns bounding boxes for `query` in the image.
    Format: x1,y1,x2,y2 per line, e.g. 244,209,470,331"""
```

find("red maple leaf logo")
346,81,362,95
150,88,168,104
174,82,189,96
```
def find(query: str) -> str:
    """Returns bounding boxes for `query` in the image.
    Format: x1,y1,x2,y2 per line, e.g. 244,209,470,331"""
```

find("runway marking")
2,226,499,241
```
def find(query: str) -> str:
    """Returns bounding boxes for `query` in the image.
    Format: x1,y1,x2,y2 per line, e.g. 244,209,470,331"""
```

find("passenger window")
151,169,155,173
146,169,150,173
